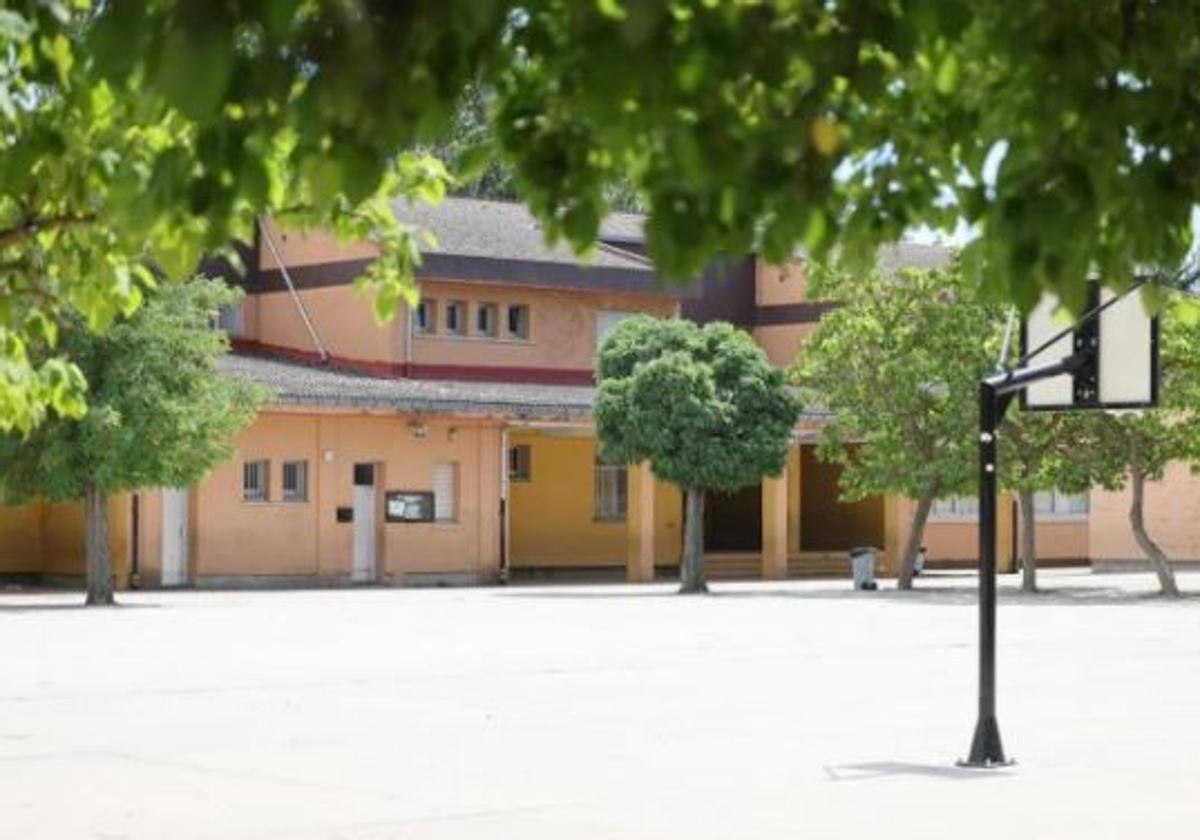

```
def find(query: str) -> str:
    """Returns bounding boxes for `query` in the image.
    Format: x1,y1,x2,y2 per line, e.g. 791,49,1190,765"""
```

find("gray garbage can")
849,546,877,590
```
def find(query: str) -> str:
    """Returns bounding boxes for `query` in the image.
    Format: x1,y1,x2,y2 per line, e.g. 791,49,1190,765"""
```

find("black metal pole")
962,379,1008,767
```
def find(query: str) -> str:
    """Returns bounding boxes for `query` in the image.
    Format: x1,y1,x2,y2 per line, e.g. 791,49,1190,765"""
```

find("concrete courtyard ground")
2,568,1198,839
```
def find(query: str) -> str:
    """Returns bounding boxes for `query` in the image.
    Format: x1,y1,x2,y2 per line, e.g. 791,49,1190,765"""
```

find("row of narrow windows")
415,299,530,340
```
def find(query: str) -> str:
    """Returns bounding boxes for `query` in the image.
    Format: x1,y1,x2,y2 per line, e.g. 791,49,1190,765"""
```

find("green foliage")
0,277,265,504
797,261,1003,502
7,1,1200,433
596,316,799,492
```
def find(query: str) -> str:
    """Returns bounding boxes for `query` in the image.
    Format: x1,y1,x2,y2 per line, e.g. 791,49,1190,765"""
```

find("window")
475,302,498,337
931,496,978,519
594,459,628,521
1035,490,1089,517
506,304,530,340
282,460,308,502
509,445,532,482
216,303,244,337
445,301,465,335
243,460,269,502
432,462,459,522
596,310,639,356
415,300,436,334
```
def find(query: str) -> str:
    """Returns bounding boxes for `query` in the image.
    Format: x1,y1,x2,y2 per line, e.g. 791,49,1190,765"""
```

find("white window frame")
595,310,639,358
432,462,459,523
509,444,532,482
506,304,531,340
415,300,436,334
475,302,498,337
1034,490,1089,518
243,460,269,503
930,495,978,520
444,301,465,336
593,459,628,522
281,460,309,503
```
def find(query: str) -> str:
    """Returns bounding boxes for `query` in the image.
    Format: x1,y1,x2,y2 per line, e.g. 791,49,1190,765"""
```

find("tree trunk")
1019,490,1037,593
84,484,116,606
679,487,708,594
1128,462,1180,598
897,490,935,591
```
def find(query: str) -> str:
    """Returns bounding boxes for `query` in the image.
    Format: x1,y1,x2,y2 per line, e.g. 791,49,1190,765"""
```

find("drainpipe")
257,216,329,363
499,427,509,583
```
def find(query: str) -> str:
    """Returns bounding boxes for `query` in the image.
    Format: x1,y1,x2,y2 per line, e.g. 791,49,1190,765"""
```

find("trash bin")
914,545,928,577
849,546,877,590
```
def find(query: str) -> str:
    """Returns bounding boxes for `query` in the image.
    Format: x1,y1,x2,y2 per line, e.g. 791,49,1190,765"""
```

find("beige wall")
1090,462,1200,563
191,410,503,581
413,281,677,373
753,323,817,369
258,219,378,270
755,259,808,307
249,284,407,365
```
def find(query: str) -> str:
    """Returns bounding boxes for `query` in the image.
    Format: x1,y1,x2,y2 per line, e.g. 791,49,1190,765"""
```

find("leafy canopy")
596,316,799,492
7,1,1200,431
796,261,1001,501
0,277,265,503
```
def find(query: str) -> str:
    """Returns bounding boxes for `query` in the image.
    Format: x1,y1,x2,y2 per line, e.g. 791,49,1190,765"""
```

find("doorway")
704,484,762,552
352,463,379,583
160,488,189,587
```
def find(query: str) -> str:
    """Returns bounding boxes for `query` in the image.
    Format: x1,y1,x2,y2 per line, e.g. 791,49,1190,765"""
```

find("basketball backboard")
1021,282,1158,411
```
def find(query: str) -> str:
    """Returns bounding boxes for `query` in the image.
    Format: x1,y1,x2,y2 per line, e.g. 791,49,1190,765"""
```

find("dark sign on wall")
385,491,435,523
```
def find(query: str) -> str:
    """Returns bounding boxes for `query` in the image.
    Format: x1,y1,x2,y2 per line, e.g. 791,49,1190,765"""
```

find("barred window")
243,460,269,502
594,459,628,521
415,300,436,334
506,304,530,340
445,301,465,335
282,460,308,503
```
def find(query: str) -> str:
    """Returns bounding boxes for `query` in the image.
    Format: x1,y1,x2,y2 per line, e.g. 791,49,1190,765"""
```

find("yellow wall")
508,431,681,568
0,495,131,582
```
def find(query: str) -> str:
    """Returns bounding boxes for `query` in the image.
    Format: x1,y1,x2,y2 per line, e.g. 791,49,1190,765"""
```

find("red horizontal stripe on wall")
231,339,595,386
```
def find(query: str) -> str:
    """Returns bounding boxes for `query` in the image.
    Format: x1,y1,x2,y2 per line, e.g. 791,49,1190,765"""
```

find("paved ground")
2,568,1199,839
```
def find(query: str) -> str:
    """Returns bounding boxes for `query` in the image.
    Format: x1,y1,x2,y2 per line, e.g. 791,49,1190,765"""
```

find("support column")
882,494,906,577
997,492,1015,574
626,461,655,583
762,468,788,580
786,444,802,556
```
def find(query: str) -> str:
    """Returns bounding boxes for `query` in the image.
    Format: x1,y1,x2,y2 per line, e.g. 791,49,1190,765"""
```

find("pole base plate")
958,715,1011,768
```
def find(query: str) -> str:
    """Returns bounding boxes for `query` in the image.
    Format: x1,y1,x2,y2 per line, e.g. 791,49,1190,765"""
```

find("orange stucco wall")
258,220,379,270
190,410,503,581
1090,462,1200,563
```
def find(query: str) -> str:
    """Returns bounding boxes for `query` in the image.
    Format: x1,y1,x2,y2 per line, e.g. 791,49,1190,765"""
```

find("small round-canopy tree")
596,317,800,593
0,278,265,606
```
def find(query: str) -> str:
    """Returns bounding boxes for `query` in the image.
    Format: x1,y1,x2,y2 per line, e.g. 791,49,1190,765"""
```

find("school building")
1,198,1195,588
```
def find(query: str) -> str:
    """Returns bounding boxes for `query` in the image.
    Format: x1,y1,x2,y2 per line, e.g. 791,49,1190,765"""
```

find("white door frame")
160,488,189,587
352,464,378,583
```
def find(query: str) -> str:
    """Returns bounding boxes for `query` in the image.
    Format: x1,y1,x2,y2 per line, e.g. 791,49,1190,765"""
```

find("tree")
8,2,1200,429
596,317,799,593
999,412,1094,592
1067,297,1200,597
796,261,1002,589
0,278,264,606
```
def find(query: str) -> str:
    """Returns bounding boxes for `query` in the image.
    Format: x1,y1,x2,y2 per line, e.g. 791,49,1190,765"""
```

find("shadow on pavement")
823,761,1015,782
